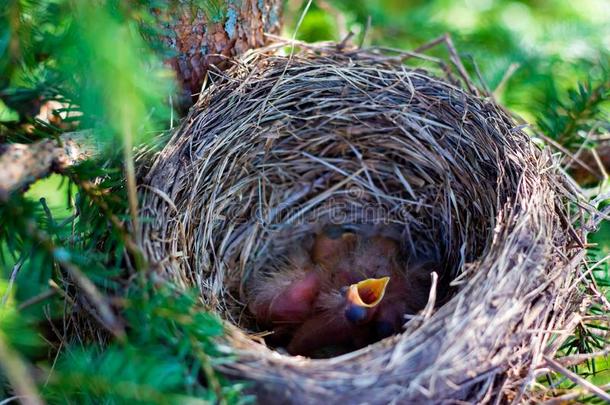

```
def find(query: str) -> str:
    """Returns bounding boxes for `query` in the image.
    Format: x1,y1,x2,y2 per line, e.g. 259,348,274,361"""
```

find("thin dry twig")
24,219,125,340
544,356,610,402
542,382,610,404
556,348,610,368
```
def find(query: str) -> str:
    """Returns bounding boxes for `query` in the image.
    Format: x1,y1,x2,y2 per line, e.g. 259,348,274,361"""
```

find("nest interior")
140,42,588,403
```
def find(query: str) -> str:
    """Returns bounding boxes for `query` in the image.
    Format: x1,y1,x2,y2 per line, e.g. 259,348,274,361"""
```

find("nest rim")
139,40,590,404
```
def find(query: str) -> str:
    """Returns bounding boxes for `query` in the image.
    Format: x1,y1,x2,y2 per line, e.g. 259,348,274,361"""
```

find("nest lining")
140,41,588,403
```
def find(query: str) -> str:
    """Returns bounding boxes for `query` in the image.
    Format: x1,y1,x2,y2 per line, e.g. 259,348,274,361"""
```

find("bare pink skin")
251,271,321,326
267,271,321,323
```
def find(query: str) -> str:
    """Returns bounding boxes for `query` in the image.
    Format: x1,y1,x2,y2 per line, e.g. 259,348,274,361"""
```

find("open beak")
344,277,390,324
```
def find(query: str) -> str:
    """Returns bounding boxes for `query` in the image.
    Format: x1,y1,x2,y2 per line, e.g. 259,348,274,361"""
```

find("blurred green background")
288,0,609,119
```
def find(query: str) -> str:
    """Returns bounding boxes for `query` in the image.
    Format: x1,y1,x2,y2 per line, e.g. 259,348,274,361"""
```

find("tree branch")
0,132,94,200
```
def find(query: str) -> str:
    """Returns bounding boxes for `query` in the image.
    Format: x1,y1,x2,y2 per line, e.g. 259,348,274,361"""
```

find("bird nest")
139,40,592,403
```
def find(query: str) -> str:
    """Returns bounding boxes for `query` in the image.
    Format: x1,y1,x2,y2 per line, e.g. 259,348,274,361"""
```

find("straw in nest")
139,40,594,403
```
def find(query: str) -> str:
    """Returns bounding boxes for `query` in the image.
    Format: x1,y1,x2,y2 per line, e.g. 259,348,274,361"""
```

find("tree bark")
158,0,282,107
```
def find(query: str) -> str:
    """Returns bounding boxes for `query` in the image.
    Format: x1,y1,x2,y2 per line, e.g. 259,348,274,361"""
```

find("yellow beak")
346,277,390,308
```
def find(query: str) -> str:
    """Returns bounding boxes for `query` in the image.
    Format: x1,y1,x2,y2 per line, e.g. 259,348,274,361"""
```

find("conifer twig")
22,218,126,340
556,80,609,145
191,336,226,405
76,179,144,269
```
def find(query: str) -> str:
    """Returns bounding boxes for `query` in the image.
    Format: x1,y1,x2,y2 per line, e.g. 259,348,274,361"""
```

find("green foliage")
0,184,245,402
0,280,42,355
41,286,247,404
536,66,609,148
58,3,173,146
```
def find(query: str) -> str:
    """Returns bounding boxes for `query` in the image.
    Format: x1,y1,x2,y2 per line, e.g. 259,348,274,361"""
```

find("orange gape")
359,287,377,304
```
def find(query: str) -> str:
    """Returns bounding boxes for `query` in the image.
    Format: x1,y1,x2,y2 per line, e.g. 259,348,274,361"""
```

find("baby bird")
310,225,438,346
311,224,357,273
248,223,438,357
247,247,322,328
287,276,390,356
286,225,402,356
372,258,437,339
